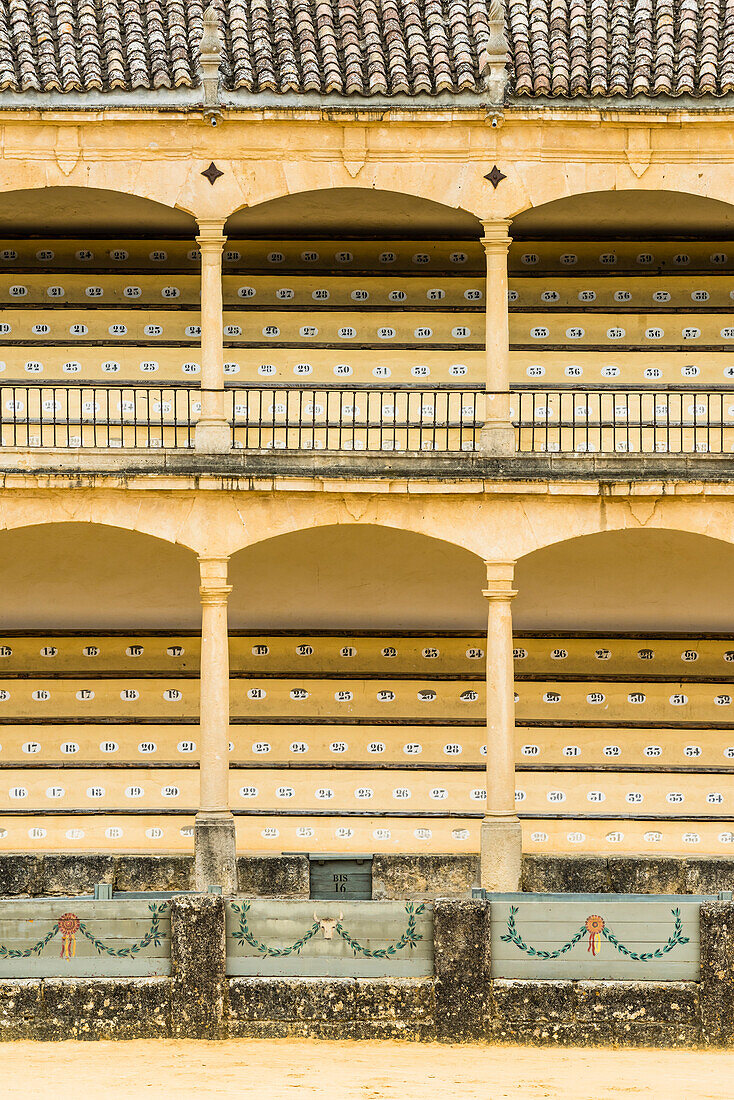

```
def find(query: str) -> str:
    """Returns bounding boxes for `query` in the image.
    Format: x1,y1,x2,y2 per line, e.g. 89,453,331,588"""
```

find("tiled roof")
507,0,734,97
0,0,732,98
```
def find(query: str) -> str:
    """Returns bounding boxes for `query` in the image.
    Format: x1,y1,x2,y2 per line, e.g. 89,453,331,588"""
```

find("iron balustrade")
229,384,483,452
4,381,734,457
514,385,734,455
0,383,196,449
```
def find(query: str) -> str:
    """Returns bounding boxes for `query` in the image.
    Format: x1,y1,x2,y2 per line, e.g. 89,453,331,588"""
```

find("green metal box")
309,855,373,900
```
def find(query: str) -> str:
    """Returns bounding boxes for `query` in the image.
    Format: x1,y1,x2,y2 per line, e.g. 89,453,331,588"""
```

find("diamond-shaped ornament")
202,162,224,186
484,165,507,189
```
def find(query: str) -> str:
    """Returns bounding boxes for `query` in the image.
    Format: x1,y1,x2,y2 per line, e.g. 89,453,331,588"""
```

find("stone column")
481,560,522,891
195,556,236,892
479,220,515,456
194,220,231,453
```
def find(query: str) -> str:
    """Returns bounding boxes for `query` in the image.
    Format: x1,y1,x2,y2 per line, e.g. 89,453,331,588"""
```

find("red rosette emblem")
58,912,80,959
585,914,605,956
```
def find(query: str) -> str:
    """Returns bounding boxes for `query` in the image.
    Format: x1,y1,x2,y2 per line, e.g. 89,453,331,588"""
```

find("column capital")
200,585,232,605
483,559,517,600
199,554,230,595
480,218,513,251
196,220,227,249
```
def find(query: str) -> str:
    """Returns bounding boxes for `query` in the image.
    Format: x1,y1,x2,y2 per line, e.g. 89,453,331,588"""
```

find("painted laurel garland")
231,900,425,958
0,903,167,960
501,905,689,961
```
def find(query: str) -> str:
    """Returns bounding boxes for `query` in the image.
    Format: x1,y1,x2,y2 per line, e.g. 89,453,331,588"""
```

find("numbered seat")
510,275,734,311
0,813,477,853
223,274,484,310
512,312,734,349
511,350,734,387
0,240,200,271
516,727,734,767
223,240,484,274
0,347,204,383
0,274,200,308
512,635,734,677
222,309,479,347
224,348,484,386
510,241,734,275
0,309,200,344
0,629,731,859
0,768,196,811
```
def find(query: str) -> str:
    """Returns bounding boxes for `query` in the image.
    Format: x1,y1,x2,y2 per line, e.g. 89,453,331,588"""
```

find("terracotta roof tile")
0,0,731,97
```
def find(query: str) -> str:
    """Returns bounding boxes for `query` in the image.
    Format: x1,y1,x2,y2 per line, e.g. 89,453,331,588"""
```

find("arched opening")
228,524,486,629
511,189,734,242
507,190,734,455
222,189,486,450
225,188,483,240
0,522,200,629
0,522,201,855
515,528,734,632
0,186,197,239
0,187,202,448
223,524,488,856
512,528,734,858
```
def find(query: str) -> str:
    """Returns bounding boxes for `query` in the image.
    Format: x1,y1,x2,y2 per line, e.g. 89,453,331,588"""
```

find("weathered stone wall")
227,978,435,1039
0,853,309,897
6,852,734,899
490,980,700,1046
6,852,734,900
0,897,732,1044
374,854,734,899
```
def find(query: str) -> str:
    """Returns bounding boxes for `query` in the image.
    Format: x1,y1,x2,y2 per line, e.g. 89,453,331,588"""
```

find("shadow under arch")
0,523,200,630
228,524,487,630
514,529,734,633
0,186,198,238
511,189,734,241
225,188,483,240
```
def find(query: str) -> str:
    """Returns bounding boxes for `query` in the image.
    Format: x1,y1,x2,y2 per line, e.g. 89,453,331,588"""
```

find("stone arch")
225,186,484,238
0,521,201,629
507,184,734,233
228,523,487,629
514,527,734,632
0,185,199,237
0,496,204,555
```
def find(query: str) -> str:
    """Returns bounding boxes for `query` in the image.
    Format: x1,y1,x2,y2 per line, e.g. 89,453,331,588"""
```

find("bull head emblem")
314,912,343,939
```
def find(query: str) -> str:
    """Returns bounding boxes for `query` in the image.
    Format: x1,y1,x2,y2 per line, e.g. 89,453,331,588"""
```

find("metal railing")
0,384,196,449
3,381,734,458
229,385,483,452
515,386,734,454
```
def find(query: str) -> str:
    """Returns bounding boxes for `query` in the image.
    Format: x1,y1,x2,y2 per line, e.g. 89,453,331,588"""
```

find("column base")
194,419,232,454
478,422,516,456
194,811,237,893
480,817,523,891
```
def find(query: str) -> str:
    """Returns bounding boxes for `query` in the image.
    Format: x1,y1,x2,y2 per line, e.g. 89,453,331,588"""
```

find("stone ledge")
0,853,308,898
3,449,734,485
4,852,734,900
491,979,702,1047
227,977,434,1024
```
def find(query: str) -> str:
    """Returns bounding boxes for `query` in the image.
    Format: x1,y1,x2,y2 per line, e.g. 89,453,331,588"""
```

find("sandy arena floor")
2,1039,733,1099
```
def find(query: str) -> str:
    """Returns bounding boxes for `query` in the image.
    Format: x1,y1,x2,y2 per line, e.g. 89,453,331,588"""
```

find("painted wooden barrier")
225,899,433,978
489,893,701,981
0,898,170,977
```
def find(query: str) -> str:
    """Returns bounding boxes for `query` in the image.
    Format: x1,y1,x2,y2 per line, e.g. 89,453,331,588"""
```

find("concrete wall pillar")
194,220,231,454
481,560,522,891
195,556,236,892
700,900,734,1045
170,894,227,1038
479,220,515,456
433,898,491,1040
